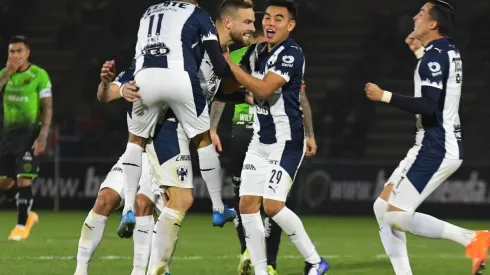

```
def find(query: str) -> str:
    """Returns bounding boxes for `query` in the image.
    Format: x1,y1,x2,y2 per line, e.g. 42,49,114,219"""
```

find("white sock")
241,212,268,273
122,143,143,214
385,211,476,246
197,144,224,213
147,208,185,275
271,207,321,264
131,216,154,275
75,211,108,275
373,198,412,275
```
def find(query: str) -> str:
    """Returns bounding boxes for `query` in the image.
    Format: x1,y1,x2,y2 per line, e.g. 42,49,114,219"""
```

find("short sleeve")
268,46,304,83
419,49,449,90
113,60,136,87
196,8,218,42
38,69,52,98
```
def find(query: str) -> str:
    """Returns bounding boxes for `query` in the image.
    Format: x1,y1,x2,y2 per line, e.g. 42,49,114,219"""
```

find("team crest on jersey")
177,166,188,182
23,79,31,85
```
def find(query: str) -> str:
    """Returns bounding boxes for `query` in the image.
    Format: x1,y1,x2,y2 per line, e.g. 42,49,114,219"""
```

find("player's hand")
365,82,384,102
100,60,116,84
305,136,317,158
32,135,47,156
245,91,254,105
121,80,141,102
405,31,423,53
6,58,22,75
210,129,222,153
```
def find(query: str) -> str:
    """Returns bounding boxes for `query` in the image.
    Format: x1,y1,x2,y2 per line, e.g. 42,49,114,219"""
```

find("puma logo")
84,223,94,231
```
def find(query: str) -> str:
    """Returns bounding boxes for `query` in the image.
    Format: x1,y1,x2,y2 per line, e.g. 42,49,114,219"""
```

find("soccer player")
223,1,328,274
365,1,490,275
118,0,241,236
145,1,260,274
211,21,317,275
75,61,173,275
0,36,52,241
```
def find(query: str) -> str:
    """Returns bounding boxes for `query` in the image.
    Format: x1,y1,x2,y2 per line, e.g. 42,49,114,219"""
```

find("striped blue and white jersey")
133,1,218,75
240,38,305,144
413,38,463,159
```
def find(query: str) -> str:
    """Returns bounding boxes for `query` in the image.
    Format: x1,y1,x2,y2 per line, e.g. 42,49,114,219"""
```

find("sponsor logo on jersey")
142,43,170,56
428,62,442,77
111,167,123,173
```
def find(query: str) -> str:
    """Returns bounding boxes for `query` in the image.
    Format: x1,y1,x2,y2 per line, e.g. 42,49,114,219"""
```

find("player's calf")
93,188,121,217
75,188,121,275
132,194,156,275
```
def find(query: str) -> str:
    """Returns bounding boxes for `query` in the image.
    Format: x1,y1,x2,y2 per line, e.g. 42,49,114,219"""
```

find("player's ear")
429,19,438,31
287,19,296,32
224,16,233,30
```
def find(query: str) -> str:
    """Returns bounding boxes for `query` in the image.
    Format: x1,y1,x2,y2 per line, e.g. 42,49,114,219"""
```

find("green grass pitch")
0,211,487,274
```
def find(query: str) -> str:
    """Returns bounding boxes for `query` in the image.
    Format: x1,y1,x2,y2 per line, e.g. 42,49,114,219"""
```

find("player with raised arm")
365,1,490,275
117,0,241,237
223,1,328,274
0,36,53,241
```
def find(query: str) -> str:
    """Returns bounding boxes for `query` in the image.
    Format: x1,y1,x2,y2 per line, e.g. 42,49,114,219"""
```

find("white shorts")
146,119,193,189
98,153,164,212
129,68,210,139
240,139,306,202
387,146,462,211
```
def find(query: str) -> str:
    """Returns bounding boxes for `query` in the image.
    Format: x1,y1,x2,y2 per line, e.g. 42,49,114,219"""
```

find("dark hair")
428,0,455,36
9,35,30,49
218,0,254,20
265,0,297,20
253,11,264,38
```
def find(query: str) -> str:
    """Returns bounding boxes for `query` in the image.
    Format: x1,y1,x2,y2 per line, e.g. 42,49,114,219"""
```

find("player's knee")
167,189,193,212
192,131,211,149
0,178,14,191
128,134,147,148
263,199,285,217
93,188,121,216
373,198,388,218
135,194,154,216
239,196,261,214
17,177,33,187
384,210,412,232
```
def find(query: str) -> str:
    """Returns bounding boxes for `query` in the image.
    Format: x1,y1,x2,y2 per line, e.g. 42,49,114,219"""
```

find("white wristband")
381,91,392,103
119,84,125,98
414,47,425,59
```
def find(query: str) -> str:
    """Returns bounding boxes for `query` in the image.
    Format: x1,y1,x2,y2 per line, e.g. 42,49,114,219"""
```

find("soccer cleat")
304,258,329,275
212,205,237,227
466,230,490,275
117,210,136,238
267,265,278,275
8,211,39,241
237,249,252,275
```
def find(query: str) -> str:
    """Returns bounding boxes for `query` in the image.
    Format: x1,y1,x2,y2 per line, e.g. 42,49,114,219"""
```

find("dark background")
0,0,489,217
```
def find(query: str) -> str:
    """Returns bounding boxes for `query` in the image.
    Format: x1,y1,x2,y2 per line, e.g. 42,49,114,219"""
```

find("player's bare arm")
300,86,317,157
97,61,140,103
210,101,225,152
32,96,52,156
226,58,286,98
